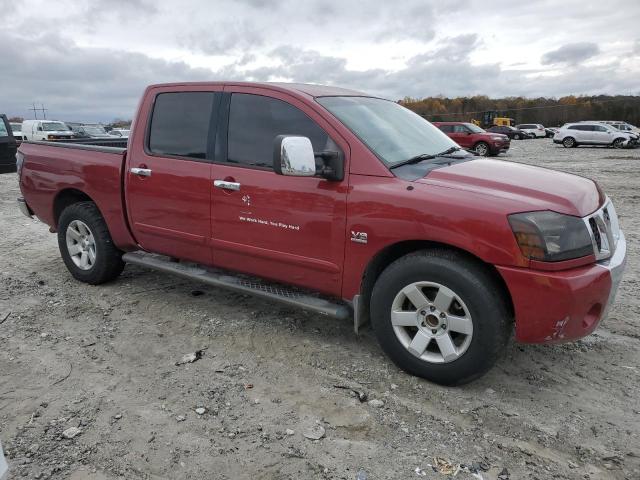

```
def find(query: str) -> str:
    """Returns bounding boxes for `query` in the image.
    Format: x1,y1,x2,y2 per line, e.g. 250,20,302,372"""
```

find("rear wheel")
562,137,576,148
474,142,490,156
57,202,125,284
370,250,512,385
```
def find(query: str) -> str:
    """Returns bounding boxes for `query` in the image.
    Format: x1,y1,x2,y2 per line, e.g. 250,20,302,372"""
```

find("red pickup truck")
16,82,626,385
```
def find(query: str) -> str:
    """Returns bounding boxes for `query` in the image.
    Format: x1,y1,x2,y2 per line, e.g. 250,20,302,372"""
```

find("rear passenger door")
125,88,221,265
450,125,472,148
209,88,349,297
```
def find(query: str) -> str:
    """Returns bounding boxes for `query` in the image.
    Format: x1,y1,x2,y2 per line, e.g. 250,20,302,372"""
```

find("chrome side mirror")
273,135,316,177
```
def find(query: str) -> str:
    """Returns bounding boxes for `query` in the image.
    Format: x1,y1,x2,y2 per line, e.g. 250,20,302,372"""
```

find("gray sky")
2,0,639,122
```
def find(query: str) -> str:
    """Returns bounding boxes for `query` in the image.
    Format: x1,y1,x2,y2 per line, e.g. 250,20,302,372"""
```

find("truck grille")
584,200,620,261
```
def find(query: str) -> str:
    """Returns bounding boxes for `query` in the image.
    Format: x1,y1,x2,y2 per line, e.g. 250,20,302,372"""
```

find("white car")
601,120,640,135
21,120,74,141
109,128,130,139
553,122,636,148
516,123,546,138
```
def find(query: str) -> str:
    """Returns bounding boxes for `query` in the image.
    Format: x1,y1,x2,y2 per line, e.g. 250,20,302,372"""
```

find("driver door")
210,88,349,296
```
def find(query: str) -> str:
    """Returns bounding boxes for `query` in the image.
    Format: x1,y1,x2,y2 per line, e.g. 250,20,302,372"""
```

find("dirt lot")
0,139,639,480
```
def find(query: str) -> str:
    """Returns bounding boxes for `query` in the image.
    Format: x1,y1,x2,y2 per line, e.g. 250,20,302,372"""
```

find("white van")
21,120,74,141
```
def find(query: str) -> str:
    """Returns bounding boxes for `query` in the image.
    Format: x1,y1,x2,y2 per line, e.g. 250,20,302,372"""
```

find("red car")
433,121,510,156
16,82,626,385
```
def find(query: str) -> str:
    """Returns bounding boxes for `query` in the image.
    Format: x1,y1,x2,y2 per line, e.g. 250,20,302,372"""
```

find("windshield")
84,126,107,135
42,122,68,131
10,123,21,132
464,123,485,133
316,96,457,166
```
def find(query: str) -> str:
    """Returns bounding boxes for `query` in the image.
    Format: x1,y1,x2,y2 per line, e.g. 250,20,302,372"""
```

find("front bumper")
497,231,627,343
18,197,33,218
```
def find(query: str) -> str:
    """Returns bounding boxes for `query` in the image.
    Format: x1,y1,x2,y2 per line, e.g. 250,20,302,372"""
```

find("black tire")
57,202,125,285
612,138,625,149
513,133,521,140
474,142,490,156
370,249,512,386
562,137,576,148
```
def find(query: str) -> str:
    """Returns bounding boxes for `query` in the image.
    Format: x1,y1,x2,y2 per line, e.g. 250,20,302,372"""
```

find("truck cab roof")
146,81,370,99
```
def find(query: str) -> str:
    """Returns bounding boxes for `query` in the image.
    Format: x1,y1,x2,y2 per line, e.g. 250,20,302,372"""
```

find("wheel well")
359,240,514,323
53,189,94,227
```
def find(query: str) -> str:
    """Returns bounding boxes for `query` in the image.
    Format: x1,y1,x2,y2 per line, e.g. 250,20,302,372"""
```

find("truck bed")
18,140,137,251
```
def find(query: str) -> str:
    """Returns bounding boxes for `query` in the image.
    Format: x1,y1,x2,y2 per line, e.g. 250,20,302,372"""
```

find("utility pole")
29,103,48,119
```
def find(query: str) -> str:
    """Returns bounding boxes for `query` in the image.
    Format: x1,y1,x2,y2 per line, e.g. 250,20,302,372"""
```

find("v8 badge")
351,231,368,244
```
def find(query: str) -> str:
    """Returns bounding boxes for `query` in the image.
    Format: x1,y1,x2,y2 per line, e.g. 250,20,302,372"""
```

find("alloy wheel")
390,281,474,364
66,220,97,270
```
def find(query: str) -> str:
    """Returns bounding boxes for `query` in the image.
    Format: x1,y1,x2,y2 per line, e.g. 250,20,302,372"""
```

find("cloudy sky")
2,0,639,122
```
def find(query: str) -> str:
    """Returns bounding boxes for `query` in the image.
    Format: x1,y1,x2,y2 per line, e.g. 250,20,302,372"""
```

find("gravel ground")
0,139,639,480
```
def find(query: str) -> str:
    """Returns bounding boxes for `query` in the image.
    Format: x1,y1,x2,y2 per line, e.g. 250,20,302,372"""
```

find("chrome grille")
584,198,620,261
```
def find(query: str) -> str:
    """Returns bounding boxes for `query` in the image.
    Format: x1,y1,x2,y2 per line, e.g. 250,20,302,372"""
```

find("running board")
122,251,351,320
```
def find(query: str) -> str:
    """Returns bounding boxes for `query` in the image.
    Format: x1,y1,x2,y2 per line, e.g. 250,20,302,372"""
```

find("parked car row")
17,120,131,142
435,118,639,155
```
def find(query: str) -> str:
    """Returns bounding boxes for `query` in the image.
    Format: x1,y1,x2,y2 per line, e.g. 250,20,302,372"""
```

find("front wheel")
370,250,512,385
612,138,626,149
513,133,521,140
58,202,125,285
474,142,490,156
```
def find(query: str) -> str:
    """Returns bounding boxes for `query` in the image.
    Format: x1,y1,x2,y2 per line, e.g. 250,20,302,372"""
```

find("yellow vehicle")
493,117,515,127
472,112,515,128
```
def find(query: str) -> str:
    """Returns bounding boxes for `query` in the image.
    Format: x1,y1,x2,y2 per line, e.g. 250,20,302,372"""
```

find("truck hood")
419,159,600,217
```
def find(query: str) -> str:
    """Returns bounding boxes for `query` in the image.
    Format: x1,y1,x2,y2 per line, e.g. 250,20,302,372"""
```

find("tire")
474,142,490,156
370,249,512,386
612,138,625,149
513,133,521,140
57,202,125,285
562,137,576,148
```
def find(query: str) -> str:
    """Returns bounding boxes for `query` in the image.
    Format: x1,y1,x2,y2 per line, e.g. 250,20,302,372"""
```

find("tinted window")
594,125,607,132
227,94,330,168
519,124,535,129
452,125,469,133
149,92,215,159
438,125,454,133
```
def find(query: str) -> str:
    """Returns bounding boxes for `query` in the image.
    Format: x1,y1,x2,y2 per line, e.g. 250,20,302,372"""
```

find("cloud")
541,42,600,65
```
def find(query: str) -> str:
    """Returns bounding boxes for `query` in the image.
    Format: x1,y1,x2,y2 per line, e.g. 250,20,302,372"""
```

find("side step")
122,251,351,320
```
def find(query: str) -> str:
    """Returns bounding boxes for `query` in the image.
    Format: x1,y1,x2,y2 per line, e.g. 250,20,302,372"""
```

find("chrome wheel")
475,143,489,156
391,281,473,364
563,137,575,148
66,220,96,270
613,138,625,149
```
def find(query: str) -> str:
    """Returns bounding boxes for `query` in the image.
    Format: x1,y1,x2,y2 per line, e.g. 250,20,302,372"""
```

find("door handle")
213,180,240,191
131,167,152,177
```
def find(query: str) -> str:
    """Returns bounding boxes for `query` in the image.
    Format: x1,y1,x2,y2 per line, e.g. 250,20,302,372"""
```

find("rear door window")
226,93,331,169
148,92,217,160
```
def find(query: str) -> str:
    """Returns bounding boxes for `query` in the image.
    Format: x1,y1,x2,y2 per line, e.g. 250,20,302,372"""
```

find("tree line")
400,95,640,127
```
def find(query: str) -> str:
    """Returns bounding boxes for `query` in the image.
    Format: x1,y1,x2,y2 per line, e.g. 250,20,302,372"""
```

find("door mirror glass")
273,135,316,177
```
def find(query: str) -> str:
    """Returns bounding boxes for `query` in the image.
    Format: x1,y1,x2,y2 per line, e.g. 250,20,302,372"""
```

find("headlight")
491,136,503,141
508,211,593,262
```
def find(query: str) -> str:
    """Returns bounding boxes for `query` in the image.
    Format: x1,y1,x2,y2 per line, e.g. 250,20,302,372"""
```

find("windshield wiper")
390,146,463,169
